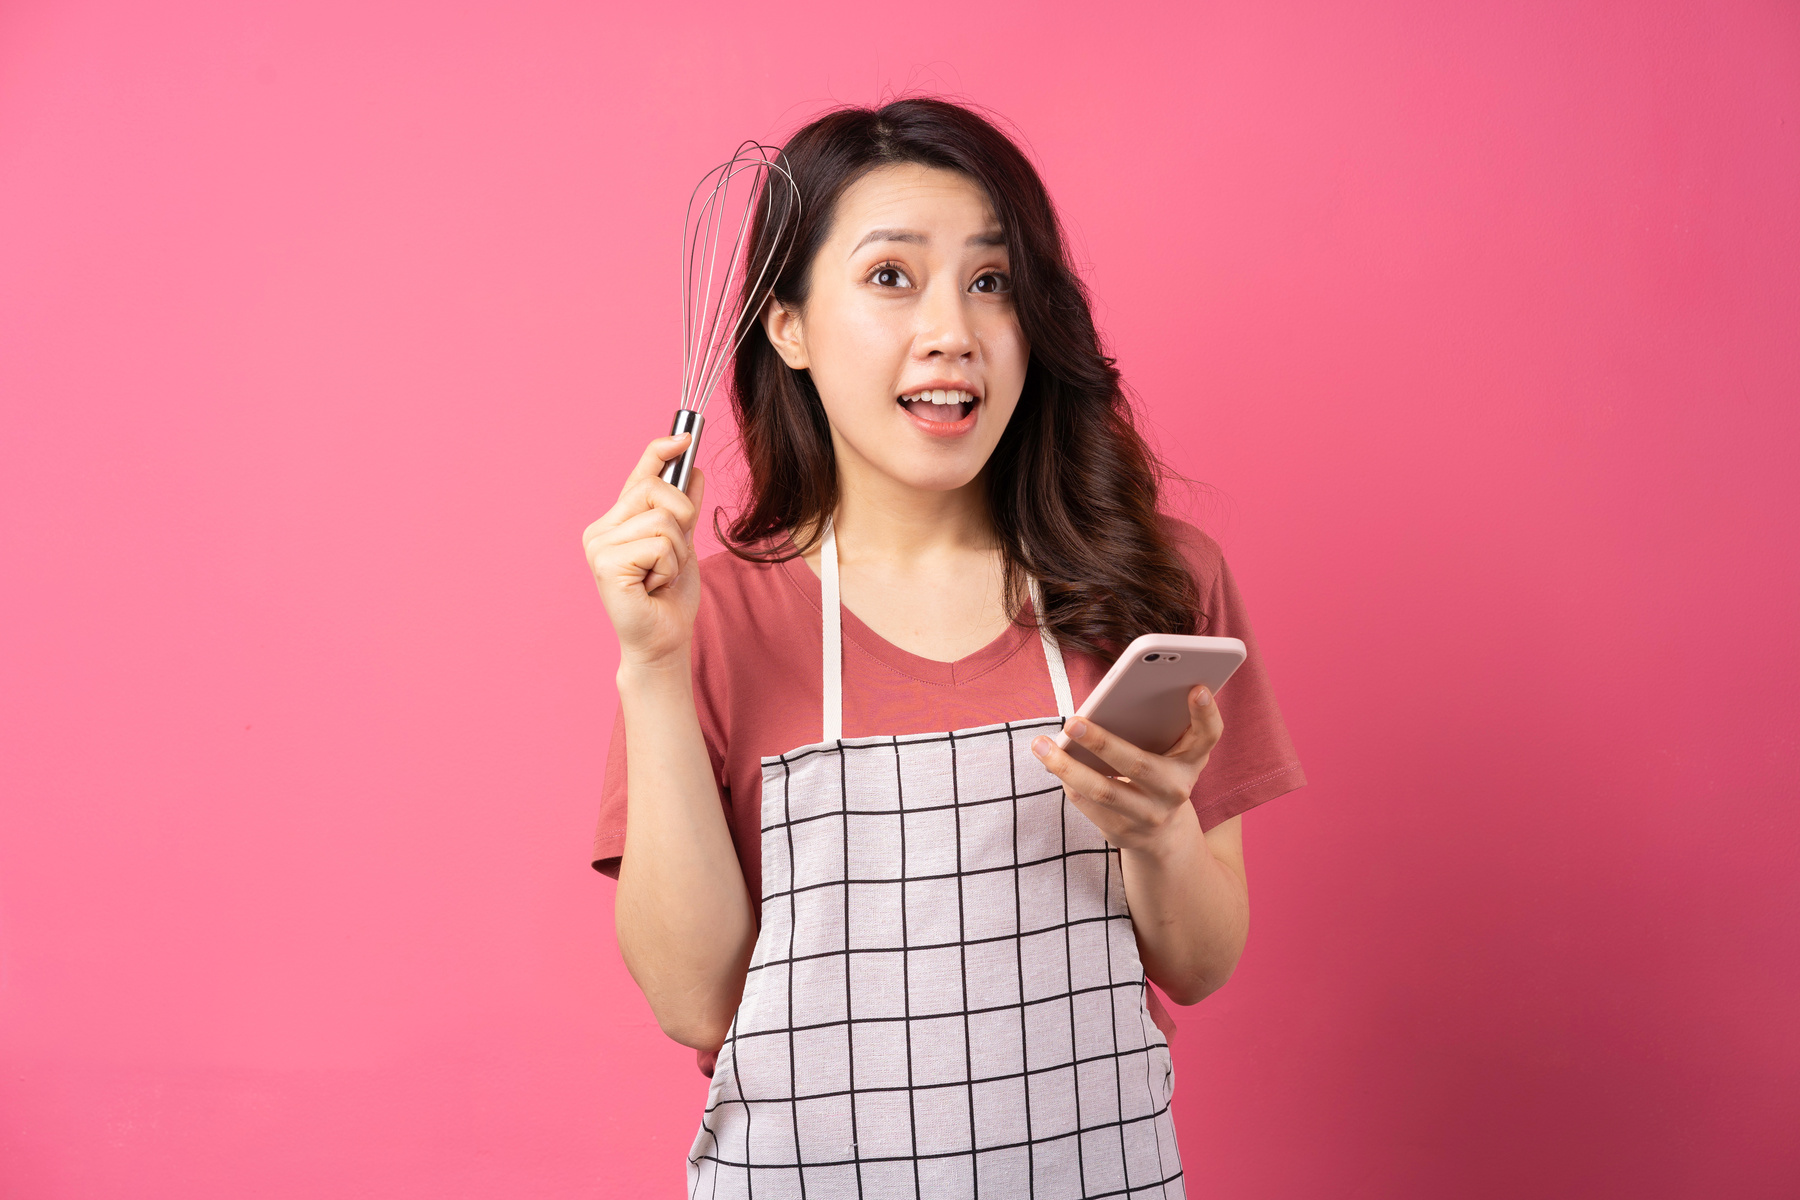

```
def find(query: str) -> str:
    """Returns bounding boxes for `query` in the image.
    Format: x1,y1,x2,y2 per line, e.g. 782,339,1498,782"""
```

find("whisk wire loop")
678,142,802,417
661,142,801,492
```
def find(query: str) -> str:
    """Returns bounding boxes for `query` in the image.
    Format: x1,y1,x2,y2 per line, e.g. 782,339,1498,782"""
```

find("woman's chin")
880,457,988,495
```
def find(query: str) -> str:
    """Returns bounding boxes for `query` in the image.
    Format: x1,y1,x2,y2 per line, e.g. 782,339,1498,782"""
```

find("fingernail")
1066,717,1087,738
1030,736,1051,759
1196,687,1212,707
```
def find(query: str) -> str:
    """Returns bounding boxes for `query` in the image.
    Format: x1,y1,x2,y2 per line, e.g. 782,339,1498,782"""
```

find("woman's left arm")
1030,687,1248,1005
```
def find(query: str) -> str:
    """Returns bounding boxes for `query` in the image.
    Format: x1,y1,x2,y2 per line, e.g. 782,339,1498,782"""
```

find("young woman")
583,99,1305,1199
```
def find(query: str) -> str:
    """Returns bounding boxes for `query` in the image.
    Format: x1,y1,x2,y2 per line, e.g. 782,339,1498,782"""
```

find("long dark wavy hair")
722,98,1201,659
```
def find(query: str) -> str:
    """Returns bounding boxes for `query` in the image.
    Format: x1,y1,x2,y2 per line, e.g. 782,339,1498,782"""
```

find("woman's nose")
915,286,977,359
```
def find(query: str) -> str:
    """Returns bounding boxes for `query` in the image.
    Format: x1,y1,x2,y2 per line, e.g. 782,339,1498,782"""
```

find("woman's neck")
829,467,995,563
799,455,1013,664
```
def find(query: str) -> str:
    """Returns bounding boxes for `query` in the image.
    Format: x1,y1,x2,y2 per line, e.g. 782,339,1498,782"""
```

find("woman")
583,98,1305,1199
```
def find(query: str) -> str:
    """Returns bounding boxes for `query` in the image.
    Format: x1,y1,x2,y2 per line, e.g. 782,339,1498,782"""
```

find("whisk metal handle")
658,409,705,493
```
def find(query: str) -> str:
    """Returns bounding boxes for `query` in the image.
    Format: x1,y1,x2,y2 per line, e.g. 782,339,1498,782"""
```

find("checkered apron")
687,523,1185,1199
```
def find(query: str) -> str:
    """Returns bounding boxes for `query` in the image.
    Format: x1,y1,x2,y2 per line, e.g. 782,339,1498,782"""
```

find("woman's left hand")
1030,685,1223,854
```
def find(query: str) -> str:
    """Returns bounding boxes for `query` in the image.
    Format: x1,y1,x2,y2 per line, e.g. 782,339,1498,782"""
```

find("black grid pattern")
687,718,1186,1200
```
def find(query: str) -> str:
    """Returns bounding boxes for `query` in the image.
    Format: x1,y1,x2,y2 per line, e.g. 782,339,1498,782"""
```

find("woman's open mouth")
897,388,979,436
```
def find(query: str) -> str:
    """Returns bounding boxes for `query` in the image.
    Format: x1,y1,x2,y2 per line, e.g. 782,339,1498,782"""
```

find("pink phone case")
1054,634,1247,776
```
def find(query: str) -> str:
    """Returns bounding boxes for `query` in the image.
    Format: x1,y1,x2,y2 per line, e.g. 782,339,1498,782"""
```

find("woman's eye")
970,271,1012,294
870,265,911,288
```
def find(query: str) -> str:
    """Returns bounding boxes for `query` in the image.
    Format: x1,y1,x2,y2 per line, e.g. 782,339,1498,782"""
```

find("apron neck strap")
820,521,844,743
817,518,1074,744
1031,576,1078,719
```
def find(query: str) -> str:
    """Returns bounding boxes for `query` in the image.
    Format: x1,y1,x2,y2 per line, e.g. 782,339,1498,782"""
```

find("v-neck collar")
776,542,1039,687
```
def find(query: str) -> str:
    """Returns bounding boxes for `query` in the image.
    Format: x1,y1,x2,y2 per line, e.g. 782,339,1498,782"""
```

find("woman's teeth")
898,389,976,423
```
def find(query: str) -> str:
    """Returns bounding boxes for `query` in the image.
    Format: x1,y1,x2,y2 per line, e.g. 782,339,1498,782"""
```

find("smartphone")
1054,634,1247,776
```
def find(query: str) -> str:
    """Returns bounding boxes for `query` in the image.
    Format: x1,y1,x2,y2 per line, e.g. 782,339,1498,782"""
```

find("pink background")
2,1,1796,1196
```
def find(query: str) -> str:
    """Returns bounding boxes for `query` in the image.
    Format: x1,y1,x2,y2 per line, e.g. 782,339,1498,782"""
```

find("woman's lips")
897,395,979,437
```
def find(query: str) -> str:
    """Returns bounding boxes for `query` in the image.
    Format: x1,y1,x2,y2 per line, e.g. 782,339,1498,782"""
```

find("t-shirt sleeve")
1177,527,1308,829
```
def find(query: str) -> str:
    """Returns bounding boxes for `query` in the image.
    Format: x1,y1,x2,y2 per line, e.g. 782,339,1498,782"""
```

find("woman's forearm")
613,653,756,1049
1120,804,1248,1005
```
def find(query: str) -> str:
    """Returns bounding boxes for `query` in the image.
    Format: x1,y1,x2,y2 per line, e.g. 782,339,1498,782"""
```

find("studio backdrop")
1,1,1795,1197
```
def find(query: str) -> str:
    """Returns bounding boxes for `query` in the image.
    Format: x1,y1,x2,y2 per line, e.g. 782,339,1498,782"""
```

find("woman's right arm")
582,433,756,1050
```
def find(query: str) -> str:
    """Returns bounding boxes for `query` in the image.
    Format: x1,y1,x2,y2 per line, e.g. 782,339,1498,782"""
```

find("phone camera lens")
1143,653,1160,662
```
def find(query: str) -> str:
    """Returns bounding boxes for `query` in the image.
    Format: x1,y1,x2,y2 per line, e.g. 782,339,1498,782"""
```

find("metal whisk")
658,142,802,493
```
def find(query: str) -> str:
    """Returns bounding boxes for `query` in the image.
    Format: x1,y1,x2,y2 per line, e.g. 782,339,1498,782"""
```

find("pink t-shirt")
592,516,1307,1047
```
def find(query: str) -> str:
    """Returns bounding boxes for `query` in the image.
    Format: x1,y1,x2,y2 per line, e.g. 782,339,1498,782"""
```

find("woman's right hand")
582,432,706,669
593,433,755,1053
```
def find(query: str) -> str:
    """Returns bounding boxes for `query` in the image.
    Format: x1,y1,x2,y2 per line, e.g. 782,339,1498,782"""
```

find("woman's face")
764,163,1030,498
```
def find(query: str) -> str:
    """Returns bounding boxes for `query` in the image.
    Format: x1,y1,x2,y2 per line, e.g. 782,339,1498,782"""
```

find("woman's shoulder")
696,542,782,584
686,544,826,735
690,543,817,652
696,543,809,605
1154,512,1225,584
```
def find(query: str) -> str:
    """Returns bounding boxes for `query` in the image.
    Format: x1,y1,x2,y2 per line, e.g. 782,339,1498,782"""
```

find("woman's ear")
762,300,809,370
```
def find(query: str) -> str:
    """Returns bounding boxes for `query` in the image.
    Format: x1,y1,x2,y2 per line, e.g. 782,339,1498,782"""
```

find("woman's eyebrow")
848,228,1008,255
850,229,925,254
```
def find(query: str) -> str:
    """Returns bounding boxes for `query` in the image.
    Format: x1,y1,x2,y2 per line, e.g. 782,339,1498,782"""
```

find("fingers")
1163,685,1225,765
591,506,693,592
601,534,685,596
619,433,698,515
1029,732,1138,814
603,504,694,556
594,465,700,546
610,472,698,530
624,431,693,486
580,434,711,606
1054,714,1159,784
1031,687,1226,836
